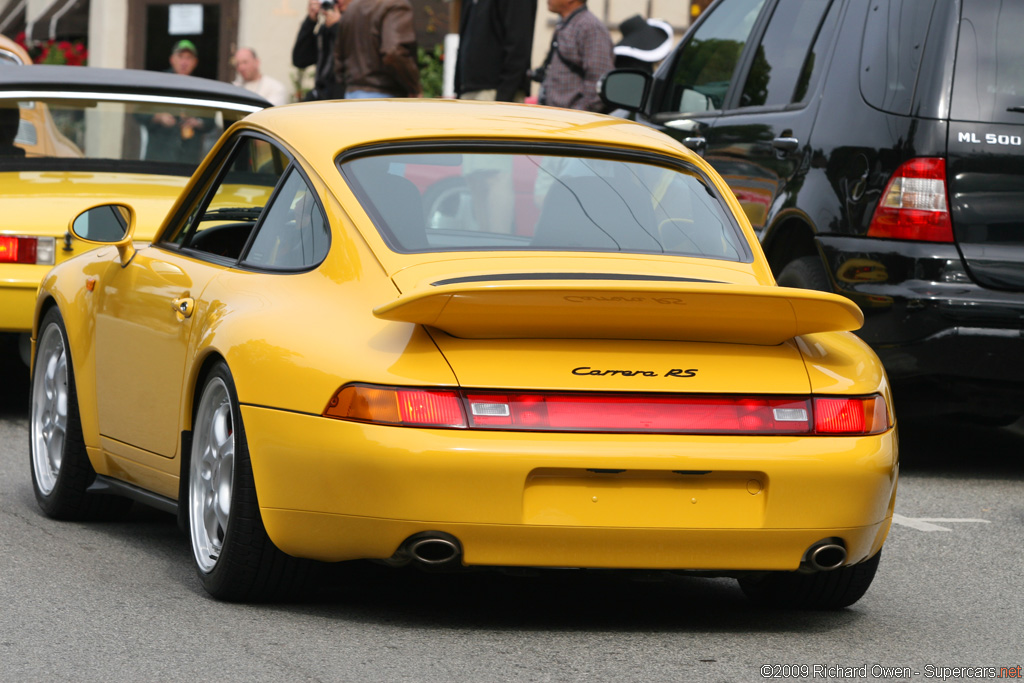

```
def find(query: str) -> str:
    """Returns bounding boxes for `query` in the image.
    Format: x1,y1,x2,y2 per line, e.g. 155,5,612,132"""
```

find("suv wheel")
777,255,831,292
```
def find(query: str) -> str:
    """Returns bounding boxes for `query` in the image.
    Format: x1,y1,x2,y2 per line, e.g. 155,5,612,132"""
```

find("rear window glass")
339,151,751,262
951,0,1024,124
859,0,938,115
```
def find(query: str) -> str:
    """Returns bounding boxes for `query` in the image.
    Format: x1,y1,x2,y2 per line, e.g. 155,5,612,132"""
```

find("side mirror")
599,69,652,113
70,203,137,265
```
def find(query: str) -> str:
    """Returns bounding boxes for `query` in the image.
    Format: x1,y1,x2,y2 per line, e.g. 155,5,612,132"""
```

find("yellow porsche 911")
30,99,897,607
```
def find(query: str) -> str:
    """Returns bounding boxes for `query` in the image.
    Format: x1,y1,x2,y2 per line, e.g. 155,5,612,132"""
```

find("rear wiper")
201,207,263,221
1007,106,1024,113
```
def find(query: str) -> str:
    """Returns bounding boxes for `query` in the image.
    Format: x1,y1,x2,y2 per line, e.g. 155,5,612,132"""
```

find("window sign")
169,4,203,35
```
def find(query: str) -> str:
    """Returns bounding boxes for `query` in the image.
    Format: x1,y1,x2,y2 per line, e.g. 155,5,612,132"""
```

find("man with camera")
293,0,347,100
534,0,613,112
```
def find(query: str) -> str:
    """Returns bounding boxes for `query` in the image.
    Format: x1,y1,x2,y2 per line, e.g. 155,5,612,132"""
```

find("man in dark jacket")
293,0,346,100
455,0,537,102
333,0,421,98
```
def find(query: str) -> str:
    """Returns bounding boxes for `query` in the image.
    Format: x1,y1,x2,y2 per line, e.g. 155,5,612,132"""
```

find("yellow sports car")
30,99,897,607
0,65,267,365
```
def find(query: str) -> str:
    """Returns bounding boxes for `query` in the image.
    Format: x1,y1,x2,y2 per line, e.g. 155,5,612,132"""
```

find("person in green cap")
169,39,199,75
138,38,211,162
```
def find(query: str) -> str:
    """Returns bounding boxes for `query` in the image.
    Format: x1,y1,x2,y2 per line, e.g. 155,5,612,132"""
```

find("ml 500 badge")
573,367,698,378
957,131,1023,146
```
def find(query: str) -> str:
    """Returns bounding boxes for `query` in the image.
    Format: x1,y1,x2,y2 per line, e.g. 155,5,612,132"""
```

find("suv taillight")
867,158,953,242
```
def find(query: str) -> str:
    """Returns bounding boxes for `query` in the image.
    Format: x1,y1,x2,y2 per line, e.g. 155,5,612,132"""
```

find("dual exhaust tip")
393,531,462,567
804,539,847,572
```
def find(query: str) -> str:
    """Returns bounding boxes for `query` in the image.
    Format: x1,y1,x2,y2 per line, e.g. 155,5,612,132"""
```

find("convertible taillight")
324,385,891,435
0,235,56,265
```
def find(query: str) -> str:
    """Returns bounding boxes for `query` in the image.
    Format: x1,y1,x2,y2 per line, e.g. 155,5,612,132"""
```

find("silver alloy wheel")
189,376,235,574
30,322,69,495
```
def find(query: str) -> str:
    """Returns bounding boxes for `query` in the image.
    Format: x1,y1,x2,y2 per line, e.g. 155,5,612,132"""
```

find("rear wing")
373,280,863,345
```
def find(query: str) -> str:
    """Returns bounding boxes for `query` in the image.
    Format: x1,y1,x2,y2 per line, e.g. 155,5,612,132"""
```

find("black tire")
29,308,131,521
777,255,832,292
738,551,882,610
187,361,309,601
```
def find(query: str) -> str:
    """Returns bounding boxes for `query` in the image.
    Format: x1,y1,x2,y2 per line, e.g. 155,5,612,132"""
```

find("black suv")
602,0,1024,422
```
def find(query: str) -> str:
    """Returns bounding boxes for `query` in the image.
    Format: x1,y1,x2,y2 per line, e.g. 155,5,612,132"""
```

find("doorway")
126,0,239,81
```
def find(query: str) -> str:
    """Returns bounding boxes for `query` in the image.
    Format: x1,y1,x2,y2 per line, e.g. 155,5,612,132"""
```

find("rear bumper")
242,405,898,570
819,236,1024,396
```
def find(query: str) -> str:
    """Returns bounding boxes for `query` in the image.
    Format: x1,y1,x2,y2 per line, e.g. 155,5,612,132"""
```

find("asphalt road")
1,362,1022,683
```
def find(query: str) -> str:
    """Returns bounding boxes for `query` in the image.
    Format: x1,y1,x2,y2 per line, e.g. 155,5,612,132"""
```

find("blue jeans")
346,90,392,99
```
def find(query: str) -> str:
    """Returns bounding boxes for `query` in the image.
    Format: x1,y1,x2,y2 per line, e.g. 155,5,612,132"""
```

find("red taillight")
324,385,891,436
813,396,890,435
0,235,38,264
867,157,953,242
466,393,812,434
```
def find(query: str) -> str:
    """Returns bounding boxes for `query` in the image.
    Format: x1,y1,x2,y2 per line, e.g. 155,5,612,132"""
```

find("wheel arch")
177,349,229,531
761,211,823,279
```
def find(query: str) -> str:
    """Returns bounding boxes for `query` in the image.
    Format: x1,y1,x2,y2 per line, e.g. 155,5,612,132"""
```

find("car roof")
243,99,694,161
0,64,270,108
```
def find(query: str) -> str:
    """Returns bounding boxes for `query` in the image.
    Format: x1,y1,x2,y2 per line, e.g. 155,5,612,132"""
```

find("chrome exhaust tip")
805,540,847,572
399,531,463,566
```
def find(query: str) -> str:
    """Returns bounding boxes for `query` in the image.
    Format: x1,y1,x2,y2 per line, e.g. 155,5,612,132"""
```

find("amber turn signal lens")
325,385,465,427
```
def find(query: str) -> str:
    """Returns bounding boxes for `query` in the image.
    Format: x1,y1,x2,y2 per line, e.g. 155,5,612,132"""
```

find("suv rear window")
951,0,1024,124
859,0,938,116
340,150,751,262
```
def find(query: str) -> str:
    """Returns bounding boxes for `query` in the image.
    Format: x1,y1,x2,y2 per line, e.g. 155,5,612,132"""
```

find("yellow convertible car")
30,99,898,607
0,65,267,365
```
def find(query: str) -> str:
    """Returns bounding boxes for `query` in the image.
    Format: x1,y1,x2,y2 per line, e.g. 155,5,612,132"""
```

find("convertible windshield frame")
0,90,264,113
337,141,754,263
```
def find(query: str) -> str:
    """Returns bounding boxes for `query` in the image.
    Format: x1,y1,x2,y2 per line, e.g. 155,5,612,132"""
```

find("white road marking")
892,513,992,532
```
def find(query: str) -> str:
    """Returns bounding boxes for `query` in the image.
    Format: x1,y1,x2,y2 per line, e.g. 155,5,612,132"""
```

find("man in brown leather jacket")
333,0,422,98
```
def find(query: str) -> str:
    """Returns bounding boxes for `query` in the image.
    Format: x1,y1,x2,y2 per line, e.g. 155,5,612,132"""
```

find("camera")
321,1,336,9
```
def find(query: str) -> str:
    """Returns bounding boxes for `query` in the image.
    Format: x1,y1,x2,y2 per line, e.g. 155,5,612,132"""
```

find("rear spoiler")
373,280,863,345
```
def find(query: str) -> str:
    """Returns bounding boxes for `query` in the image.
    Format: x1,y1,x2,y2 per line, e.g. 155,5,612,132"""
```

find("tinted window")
793,0,841,103
659,0,767,113
243,168,330,270
341,151,750,262
860,0,938,115
951,0,1024,124
740,0,835,108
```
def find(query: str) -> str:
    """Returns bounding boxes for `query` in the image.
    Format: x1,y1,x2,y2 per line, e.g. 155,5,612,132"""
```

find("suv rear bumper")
819,235,1024,413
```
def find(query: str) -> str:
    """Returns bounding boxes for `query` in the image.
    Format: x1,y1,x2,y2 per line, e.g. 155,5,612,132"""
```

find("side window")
860,0,938,116
242,168,330,270
658,0,767,114
792,0,841,104
739,0,835,108
165,136,288,260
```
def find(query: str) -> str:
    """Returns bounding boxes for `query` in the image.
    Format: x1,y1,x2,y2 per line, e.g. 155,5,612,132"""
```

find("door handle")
172,297,195,321
681,136,707,155
771,136,800,153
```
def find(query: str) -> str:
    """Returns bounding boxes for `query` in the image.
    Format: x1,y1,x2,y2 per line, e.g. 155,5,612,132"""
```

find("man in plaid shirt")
537,0,614,112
